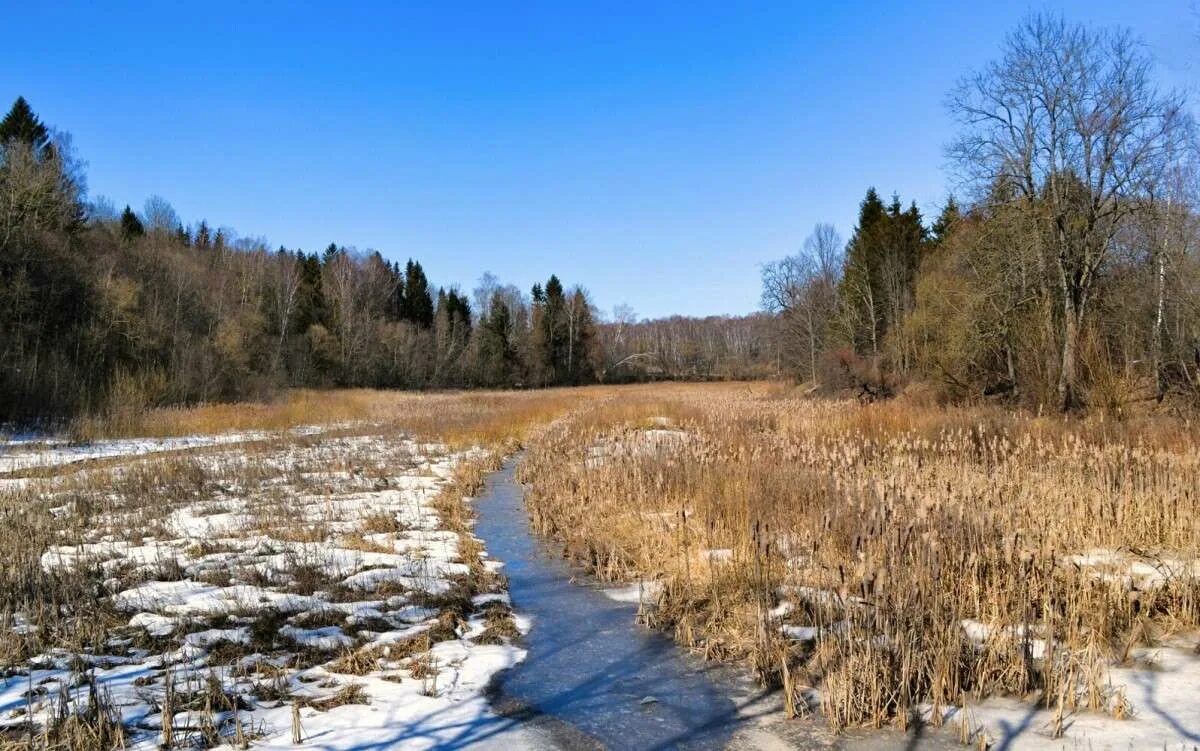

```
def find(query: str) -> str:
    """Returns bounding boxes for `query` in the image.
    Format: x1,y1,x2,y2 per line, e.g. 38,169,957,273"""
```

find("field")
1,383,1198,749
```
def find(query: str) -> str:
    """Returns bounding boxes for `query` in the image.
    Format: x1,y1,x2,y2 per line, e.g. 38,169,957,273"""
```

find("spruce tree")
837,188,928,360
296,252,327,332
120,205,144,240
540,275,567,383
402,260,434,327
194,221,212,249
388,261,406,321
930,197,961,245
0,97,51,157
479,294,514,386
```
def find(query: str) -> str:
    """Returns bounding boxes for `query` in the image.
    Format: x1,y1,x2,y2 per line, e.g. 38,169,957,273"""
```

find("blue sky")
6,1,1197,318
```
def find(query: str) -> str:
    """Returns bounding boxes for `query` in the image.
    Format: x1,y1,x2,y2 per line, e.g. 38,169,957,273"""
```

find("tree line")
764,15,1199,412
0,97,777,424
0,97,606,422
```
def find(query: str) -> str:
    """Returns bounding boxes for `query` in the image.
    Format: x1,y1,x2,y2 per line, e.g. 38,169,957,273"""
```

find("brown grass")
14,381,1199,737
517,383,1200,730
70,386,615,449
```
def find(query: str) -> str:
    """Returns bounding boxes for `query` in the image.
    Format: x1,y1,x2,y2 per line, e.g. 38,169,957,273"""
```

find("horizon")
8,0,1198,319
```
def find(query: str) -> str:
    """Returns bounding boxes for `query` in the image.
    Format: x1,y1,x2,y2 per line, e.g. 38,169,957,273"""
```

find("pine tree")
0,97,51,157
120,205,144,240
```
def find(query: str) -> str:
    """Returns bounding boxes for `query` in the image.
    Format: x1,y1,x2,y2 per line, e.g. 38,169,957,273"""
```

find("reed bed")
517,383,1200,733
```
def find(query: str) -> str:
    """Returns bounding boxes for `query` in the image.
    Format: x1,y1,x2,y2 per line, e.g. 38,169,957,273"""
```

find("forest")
0,96,773,424
3,15,1198,424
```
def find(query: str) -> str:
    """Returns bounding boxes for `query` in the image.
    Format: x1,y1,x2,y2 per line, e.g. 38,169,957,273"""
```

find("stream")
472,456,815,750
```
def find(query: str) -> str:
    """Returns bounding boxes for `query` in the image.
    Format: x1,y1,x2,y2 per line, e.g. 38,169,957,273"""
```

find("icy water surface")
473,456,746,750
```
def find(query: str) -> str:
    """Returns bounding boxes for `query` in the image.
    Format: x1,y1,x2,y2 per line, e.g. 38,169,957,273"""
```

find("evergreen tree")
538,275,568,382
402,260,434,327
0,97,51,157
322,242,342,265
565,288,596,384
194,221,212,249
930,197,961,246
387,261,406,321
837,188,926,360
478,294,514,386
295,252,327,332
120,205,144,240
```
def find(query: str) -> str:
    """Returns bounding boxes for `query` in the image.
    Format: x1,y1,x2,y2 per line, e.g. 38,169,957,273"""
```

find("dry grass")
0,386,612,747
70,386,613,449
517,383,1200,731
11,382,1200,739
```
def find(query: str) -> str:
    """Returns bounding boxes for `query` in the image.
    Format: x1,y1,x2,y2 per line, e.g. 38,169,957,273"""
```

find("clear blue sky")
6,1,1197,318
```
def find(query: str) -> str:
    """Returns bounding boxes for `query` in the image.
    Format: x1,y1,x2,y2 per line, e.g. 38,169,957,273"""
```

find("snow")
772,591,1200,747
280,625,354,650
3,429,528,750
951,643,1200,749
599,579,663,604
0,427,323,473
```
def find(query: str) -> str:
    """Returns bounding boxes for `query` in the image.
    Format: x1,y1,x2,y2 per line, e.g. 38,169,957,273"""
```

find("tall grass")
518,384,1200,731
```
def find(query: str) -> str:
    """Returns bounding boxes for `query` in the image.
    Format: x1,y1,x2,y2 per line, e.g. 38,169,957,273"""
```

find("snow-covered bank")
0,427,332,474
0,430,527,749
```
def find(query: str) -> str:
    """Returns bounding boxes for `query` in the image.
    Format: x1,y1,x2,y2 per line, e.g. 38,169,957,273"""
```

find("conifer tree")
837,188,926,361
295,252,327,332
478,294,514,386
388,261,406,321
120,205,144,240
0,97,51,157
194,221,212,249
402,260,434,327
930,197,961,246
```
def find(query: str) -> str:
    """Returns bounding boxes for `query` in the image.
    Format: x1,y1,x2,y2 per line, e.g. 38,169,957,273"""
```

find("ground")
2,384,1199,750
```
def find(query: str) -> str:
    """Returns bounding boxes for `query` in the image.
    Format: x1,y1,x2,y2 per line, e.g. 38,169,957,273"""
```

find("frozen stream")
473,456,808,750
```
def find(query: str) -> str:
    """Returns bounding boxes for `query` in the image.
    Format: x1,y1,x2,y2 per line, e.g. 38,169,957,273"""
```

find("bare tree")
143,195,180,235
948,14,1192,409
264,251,302,375
761,223,843,382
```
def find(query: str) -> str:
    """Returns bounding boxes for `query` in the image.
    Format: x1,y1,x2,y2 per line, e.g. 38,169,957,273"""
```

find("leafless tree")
264,251,302,375
143,195,180,235
948,14,1193,409
761,223,843,382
